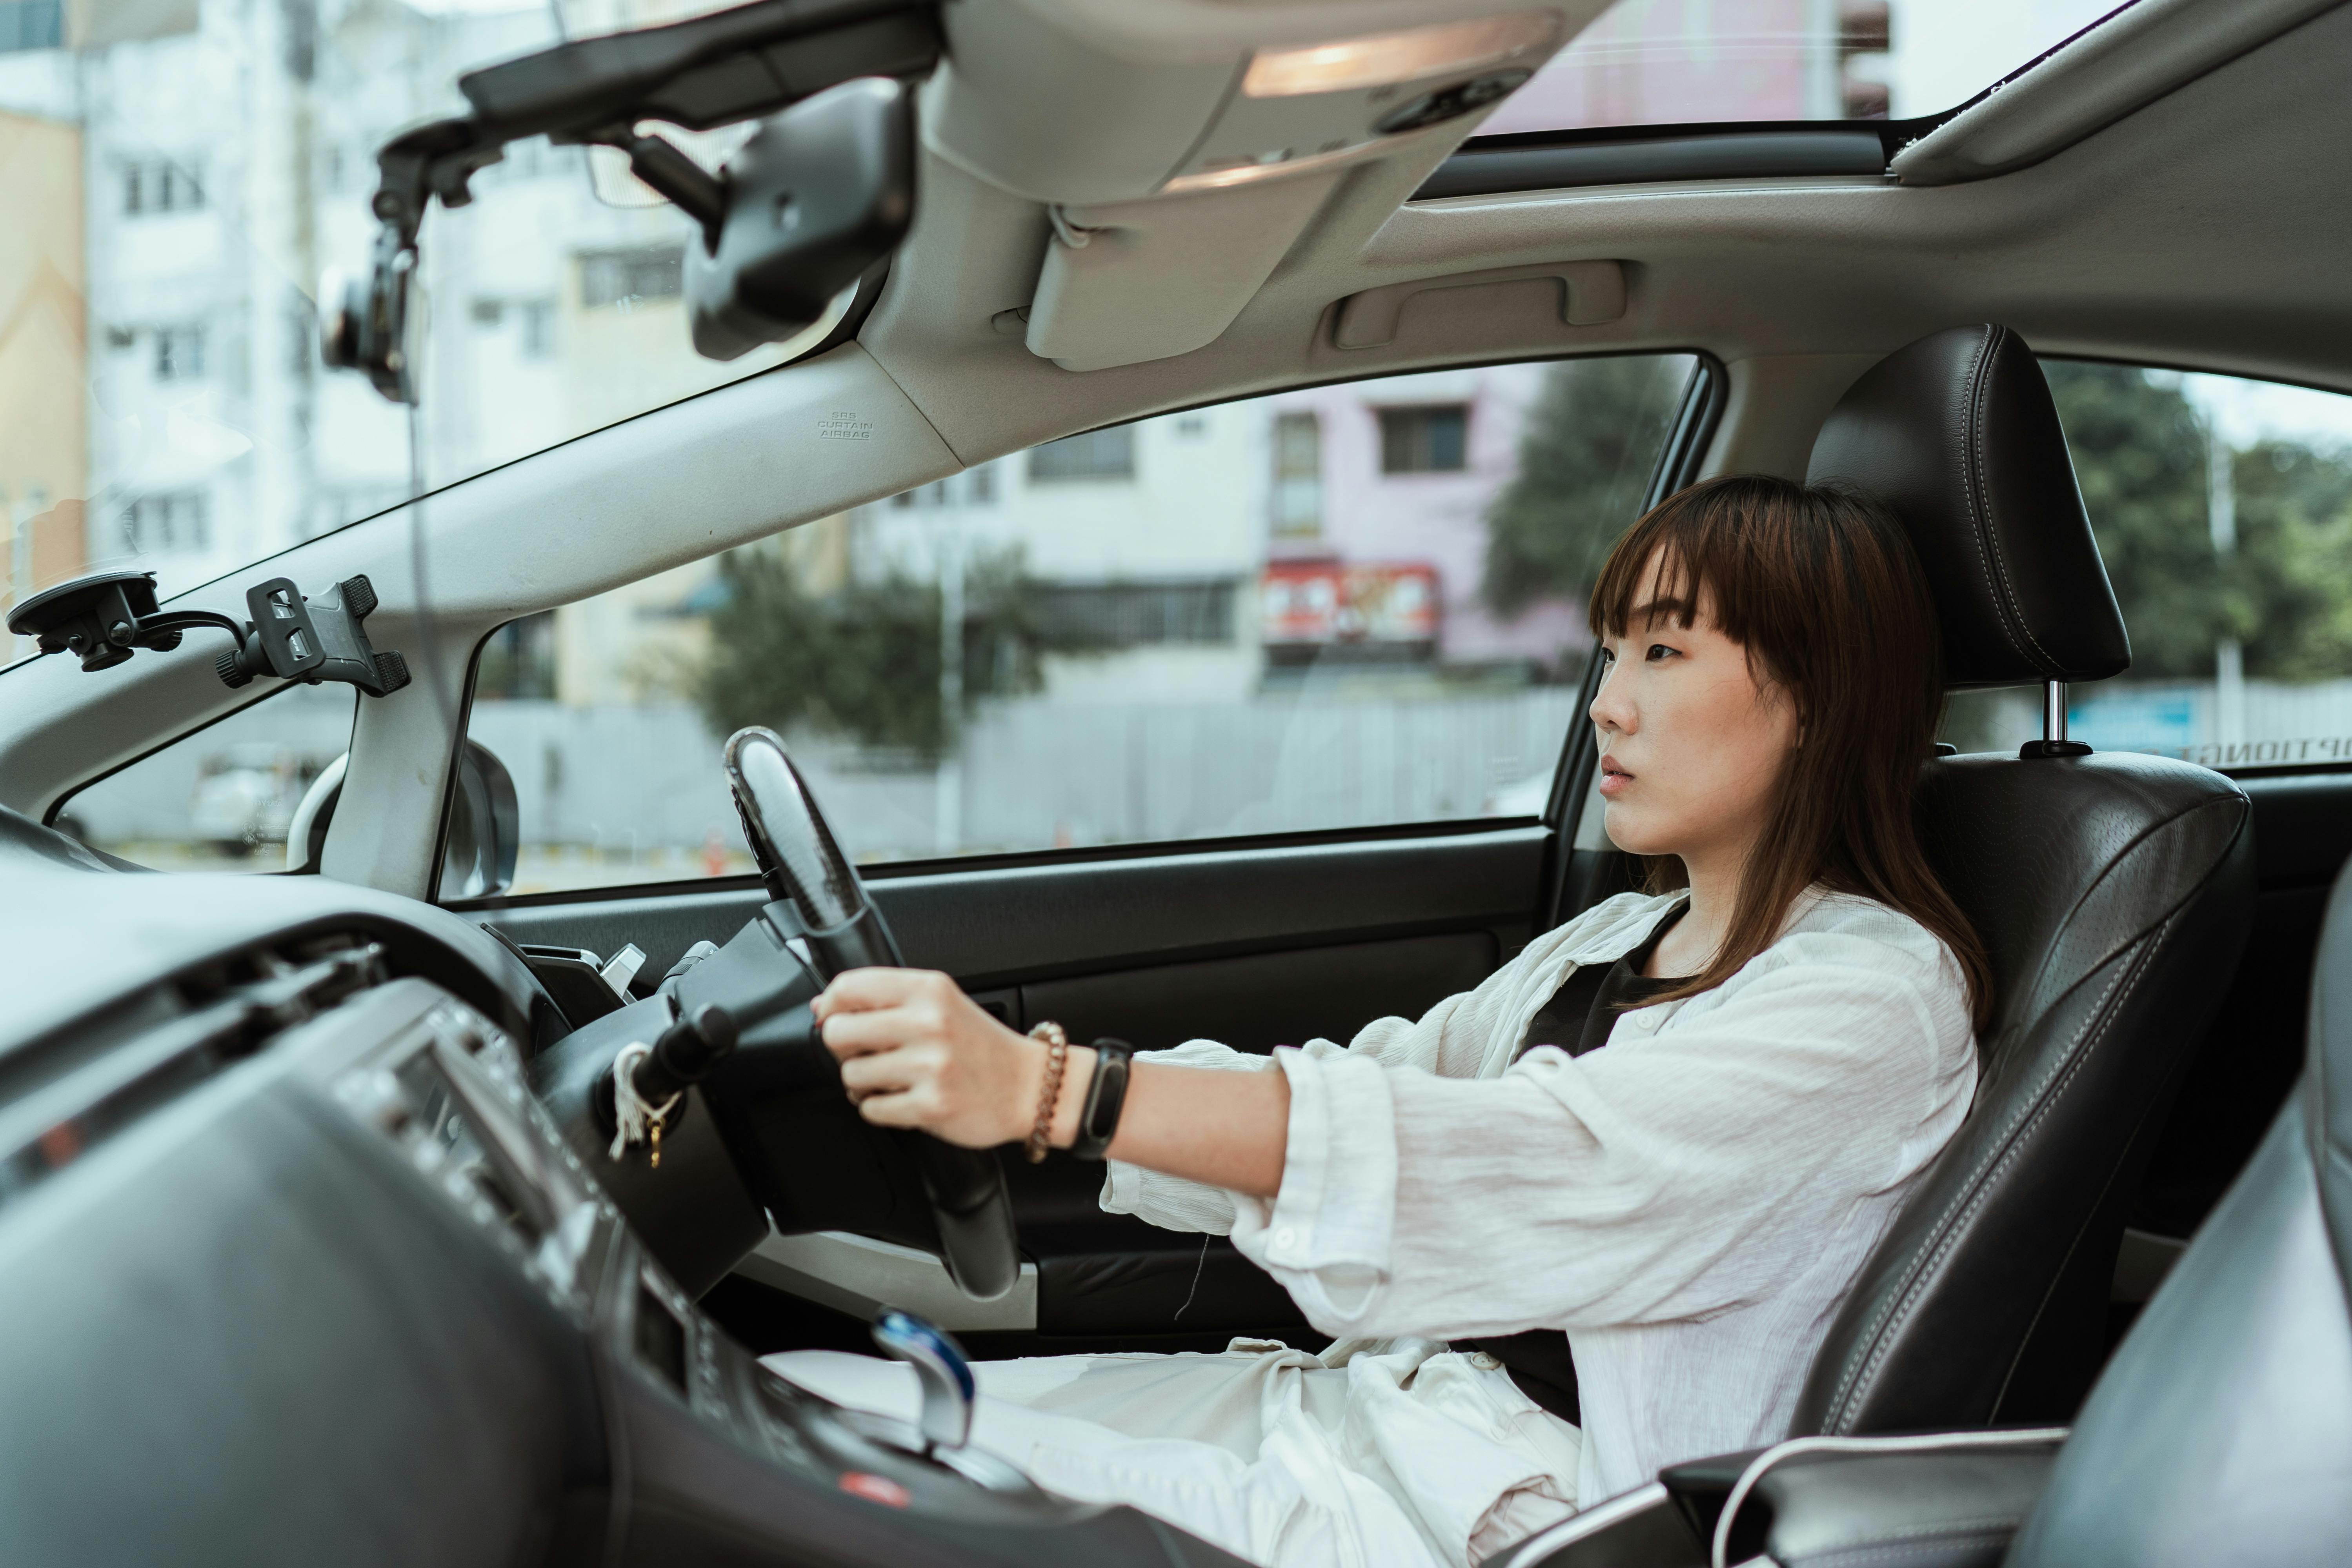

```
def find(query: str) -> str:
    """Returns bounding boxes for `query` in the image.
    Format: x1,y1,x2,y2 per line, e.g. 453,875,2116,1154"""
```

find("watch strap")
1071,1039,1135,1161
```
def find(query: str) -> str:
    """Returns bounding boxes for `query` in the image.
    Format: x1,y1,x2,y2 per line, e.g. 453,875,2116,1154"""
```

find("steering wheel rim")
723,727,1022,1302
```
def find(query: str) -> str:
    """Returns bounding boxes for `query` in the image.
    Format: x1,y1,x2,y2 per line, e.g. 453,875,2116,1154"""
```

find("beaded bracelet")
1025,1020,1069,1163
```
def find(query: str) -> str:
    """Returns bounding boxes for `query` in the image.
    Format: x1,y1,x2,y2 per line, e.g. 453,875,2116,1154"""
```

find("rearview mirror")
686,76,914,362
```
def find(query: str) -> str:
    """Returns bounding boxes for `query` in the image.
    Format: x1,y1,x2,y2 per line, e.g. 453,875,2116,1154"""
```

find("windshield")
1482,0,2130,137
0,0,833,666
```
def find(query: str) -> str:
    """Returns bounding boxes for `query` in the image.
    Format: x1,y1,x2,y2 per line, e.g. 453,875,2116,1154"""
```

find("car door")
442,351,1719,1354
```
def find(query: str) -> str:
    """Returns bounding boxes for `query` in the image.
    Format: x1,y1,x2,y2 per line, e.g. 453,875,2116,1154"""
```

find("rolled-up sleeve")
1099,969,1501,1235
1227,1046,1399,1320
1225,936,1975,1342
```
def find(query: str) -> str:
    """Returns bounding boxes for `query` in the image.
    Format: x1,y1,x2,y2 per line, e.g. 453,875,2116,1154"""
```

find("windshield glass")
1482,0,2130,137
0,0,829,666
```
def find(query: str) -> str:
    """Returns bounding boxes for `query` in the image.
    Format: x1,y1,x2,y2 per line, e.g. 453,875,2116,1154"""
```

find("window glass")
0,0,843,671
456,355,1701,896
1482,0,2127,137
53,685,356,871
1943,362,2352,772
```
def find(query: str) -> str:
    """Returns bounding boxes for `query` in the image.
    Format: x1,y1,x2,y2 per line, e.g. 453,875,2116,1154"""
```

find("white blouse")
1102,886,1979,1505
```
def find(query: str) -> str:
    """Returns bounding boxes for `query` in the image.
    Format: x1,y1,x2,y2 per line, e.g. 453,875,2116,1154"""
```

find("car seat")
1795,324,2256,1431
1492,833,2352,1568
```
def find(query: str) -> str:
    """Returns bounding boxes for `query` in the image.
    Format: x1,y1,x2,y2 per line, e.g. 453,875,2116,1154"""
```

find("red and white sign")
1261,562,1439,647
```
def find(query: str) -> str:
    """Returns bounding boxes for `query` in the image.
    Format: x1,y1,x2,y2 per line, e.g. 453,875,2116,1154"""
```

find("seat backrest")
1792,324,2256,1434
2004,857,2352,1568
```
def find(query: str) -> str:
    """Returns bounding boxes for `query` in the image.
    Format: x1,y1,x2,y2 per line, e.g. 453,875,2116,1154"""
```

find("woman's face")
1589,551,1799,869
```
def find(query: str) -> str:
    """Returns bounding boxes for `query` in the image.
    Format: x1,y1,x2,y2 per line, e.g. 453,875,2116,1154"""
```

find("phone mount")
7,570,411,698
321,0,935,402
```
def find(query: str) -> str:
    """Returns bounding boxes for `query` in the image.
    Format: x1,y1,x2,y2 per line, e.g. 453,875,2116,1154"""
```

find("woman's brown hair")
1588,473,1995,1030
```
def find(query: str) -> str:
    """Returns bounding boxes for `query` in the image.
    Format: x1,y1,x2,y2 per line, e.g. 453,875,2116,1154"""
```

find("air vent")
0,936,387,1211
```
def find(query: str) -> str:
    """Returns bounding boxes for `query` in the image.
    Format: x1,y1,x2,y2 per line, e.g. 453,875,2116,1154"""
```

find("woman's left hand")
812,968,1063,1150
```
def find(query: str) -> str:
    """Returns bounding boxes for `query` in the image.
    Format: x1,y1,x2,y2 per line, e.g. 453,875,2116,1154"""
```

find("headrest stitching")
1945,338,2040,674
1965,325,2063,677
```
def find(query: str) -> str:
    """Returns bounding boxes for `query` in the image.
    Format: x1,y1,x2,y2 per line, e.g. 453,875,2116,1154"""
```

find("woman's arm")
812,967,1291,1196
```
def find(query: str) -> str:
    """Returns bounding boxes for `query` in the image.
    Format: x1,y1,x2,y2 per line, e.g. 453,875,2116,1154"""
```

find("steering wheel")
720,726,1022,1301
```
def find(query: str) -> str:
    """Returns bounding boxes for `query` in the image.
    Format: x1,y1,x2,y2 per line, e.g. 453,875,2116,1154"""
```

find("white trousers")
764,1337,1584,1568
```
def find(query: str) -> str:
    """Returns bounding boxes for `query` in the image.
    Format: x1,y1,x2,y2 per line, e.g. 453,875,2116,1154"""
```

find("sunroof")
1481,0,2134,138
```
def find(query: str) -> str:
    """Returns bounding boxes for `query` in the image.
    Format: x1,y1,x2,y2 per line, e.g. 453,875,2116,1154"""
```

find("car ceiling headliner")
857,0,2352,470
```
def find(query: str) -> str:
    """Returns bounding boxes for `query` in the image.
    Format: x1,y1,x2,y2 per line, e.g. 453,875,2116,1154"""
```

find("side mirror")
285,753,349,873
282,742,515,893
686,76,914,362
441,740,520,900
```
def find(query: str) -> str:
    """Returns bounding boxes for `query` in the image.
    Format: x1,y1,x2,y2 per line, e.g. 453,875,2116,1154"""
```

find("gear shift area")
871,1308,977,1454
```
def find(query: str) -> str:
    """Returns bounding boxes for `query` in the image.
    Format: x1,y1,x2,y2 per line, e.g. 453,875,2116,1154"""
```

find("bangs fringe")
1581,474,1995,1033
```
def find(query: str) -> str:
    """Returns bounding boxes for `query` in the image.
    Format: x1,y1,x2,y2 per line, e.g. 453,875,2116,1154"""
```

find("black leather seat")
2002,855,2352,1568
1496,855,2352,1566
1795,325,2256,1432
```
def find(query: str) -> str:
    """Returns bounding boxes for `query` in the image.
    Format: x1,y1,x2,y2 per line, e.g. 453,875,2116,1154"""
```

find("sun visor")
926,0,1604,371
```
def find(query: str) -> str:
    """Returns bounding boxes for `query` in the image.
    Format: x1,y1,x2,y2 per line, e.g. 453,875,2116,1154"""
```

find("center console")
318,978,1248,1568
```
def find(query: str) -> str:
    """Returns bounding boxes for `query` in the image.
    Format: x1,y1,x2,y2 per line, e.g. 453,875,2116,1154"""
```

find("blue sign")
2068,693,2198,753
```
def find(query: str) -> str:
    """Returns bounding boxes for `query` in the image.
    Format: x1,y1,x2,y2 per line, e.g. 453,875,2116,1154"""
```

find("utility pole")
935,515,964,856
2208,417,2244,748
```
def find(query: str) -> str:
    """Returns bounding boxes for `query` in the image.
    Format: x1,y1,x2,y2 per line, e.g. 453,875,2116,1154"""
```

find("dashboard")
0,806,1244,1567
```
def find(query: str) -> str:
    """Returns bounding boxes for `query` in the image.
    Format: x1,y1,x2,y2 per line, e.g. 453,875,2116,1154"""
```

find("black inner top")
1460,898,1691,1426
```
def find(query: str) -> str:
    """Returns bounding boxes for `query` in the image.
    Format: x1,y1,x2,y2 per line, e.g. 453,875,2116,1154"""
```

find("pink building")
1257,365,1589,677
1484,0,1893,137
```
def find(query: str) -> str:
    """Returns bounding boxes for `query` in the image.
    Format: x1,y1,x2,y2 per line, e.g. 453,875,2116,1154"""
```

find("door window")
51,684,356,872
451,355,1703,897
1944,363,2352,771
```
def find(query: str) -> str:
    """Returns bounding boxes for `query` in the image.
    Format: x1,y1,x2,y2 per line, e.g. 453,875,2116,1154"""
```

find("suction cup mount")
7,570,411,698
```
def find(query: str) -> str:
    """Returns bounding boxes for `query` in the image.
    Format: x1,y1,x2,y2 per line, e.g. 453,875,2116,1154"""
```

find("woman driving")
769,474,1991,1568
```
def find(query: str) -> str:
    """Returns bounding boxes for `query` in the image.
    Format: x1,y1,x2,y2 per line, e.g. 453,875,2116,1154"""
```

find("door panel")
472,825,1543,993
466,824,1549,1342
1019,931,1496,1057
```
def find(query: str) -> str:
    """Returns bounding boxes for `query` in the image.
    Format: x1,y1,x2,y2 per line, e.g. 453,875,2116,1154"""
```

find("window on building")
475,611,557,700
154,324,206,381
123,491,212,554
520,300,558,358
123,160,204,216
1271,412,1322,539
1379,404,1469,474
1035,581,1237,646
1028,426,1135,482
1943,362,2352,774
448,355,1704,896
579,247,684,308
891,482,949,509
0,0,62,52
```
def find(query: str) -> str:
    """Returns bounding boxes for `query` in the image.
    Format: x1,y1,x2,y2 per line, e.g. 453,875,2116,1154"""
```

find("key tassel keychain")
609,1040,683,1168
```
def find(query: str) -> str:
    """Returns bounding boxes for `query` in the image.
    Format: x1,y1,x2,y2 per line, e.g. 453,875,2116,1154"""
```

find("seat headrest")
1806,324,2131,690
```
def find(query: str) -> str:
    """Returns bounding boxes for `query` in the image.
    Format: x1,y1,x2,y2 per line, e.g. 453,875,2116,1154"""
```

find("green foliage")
693,545,1097,759
2044,362,2352,682
1480,356,1693,618
2232,440,2352,679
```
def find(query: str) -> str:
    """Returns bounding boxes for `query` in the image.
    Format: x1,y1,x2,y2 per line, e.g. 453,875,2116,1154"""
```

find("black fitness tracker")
1070,1039,1135,1162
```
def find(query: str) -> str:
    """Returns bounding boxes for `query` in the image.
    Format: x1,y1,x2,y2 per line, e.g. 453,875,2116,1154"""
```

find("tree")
2041,362,2225,680
1480,355,1694,619
2043,362,2352,682
693,544,1101,759
2229,438,2352,680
